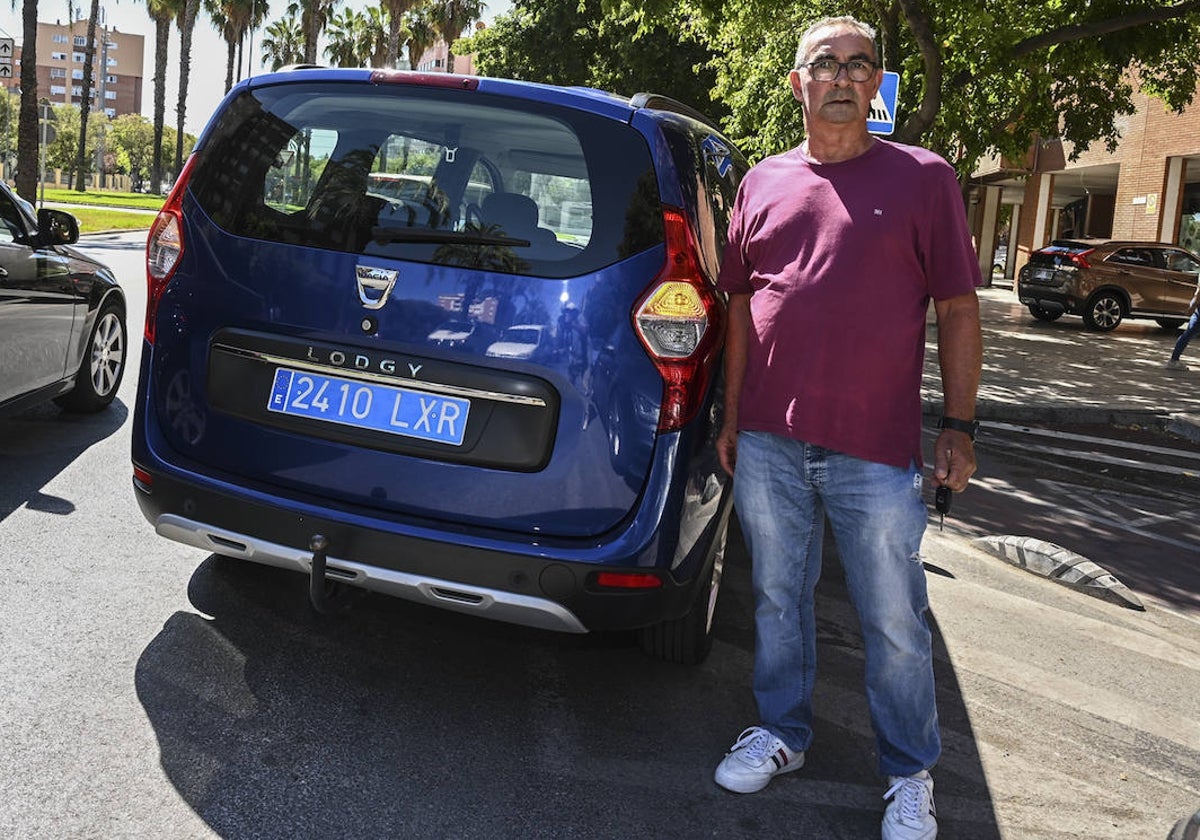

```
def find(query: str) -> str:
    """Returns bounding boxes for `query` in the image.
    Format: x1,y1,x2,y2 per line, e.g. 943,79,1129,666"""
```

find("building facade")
972,82,1200,283
2,18,144,119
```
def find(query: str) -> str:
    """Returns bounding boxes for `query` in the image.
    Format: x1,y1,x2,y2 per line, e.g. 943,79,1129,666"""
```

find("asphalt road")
1,232,1196,839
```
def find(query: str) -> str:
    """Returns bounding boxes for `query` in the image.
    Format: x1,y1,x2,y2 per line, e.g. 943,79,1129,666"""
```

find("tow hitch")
307,534,356,615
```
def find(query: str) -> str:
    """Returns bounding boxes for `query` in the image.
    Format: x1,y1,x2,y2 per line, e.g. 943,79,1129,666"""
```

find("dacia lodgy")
132,69,747,664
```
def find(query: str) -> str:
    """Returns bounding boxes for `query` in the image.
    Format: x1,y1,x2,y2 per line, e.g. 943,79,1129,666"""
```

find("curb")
972,535,1145,610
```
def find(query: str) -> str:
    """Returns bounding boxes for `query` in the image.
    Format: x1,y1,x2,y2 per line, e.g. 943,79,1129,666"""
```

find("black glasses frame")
803,59,878,82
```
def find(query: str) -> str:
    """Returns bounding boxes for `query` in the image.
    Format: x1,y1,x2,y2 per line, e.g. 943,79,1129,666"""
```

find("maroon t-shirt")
717,139,982,468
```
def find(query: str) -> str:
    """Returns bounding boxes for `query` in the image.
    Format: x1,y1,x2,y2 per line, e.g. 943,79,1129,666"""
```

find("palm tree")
363,5,389,67
71,0,101,191
404,3,435,72
323,7,367,68
380,0,421,69
430,0,482,74
15,0,39,201
174,0,202,179
287,0,341,65
261,15,303,70
206,0,258,92
145,0,177,194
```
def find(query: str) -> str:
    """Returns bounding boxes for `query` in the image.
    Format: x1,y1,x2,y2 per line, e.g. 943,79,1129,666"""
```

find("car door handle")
0,267,7,277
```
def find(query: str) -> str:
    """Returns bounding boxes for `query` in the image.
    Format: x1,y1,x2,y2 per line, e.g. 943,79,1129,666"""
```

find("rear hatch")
1023,241,1095,285
146,74,677,539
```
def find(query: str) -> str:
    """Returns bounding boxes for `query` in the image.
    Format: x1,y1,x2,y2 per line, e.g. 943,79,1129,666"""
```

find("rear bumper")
1017,280,1076,315
132,466,711,634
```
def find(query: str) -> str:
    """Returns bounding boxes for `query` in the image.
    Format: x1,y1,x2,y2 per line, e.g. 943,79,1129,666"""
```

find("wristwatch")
938,416,979,440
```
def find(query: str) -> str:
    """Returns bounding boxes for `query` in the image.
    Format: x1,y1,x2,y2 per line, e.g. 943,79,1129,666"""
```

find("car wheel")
1027,304,1063,322
1082,292,1124,331
637,522,727,665
1156,317,1186,330
55,300,127,412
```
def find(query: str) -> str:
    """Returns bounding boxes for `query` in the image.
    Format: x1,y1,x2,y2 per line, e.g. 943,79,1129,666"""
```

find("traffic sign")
867,71,899,136
0,37,12,80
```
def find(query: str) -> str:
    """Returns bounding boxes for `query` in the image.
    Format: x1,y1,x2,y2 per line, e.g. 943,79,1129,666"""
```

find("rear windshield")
188,82,664,279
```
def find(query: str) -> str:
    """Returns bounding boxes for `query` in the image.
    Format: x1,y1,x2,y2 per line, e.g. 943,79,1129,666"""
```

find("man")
712,16,983,840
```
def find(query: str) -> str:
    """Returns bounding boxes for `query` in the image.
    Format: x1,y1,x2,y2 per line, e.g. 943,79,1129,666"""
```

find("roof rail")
278,63,325,72
629,92,721,132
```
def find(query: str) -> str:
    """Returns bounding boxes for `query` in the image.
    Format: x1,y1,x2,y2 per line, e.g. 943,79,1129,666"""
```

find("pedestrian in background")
1166,283,1199,371
712,15,983,840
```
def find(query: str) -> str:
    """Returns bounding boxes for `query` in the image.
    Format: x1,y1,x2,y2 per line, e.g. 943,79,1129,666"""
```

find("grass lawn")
42,187,166,211
69,206,155,235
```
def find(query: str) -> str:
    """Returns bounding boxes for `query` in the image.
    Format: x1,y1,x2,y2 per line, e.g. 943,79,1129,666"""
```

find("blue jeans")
732,430,940,777
1171,309,1199,361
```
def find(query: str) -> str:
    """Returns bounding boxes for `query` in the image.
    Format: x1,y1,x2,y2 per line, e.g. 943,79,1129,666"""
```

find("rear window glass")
189,82,664,279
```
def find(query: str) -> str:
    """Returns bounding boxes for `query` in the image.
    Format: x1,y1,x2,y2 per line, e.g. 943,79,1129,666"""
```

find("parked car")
485,324,552,361
0,181,127,417
1017,239,1200,331
132,69,747,664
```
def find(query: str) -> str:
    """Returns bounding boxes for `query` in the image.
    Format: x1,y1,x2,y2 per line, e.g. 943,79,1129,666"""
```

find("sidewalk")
923,284,1200,439
905,283,1200,837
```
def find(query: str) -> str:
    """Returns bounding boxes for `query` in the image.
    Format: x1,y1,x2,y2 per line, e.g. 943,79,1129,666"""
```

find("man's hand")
932,429,976,491
717,424,738,476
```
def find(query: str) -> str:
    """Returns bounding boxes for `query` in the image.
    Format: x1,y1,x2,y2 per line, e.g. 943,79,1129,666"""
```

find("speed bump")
972,535,1145,611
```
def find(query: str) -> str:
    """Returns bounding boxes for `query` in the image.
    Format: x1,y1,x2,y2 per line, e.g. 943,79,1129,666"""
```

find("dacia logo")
356,265,398,310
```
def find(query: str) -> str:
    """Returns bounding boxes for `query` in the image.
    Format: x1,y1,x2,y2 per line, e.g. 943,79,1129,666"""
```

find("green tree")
0,87,17,175
261,15,304,68
381,0,423,68
324,7,372,66
107,113,157,188
430,0,483,74
207,0,263,92
463,0,725,117
618,0,1200,174
404,3,436,69
288,0,341,64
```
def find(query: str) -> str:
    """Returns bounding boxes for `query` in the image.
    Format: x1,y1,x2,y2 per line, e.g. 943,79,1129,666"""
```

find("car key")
935,485,952,531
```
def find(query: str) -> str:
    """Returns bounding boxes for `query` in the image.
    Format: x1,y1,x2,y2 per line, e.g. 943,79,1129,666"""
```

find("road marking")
984,420,1200,462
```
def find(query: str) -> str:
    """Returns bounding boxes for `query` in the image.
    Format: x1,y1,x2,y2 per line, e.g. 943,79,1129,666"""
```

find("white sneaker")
713,726,804,793
883,771,937,839
1166,359,1189,371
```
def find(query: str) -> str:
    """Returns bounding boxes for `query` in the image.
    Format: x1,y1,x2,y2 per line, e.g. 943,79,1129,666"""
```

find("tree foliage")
461,0,726,117
601,0,1200,174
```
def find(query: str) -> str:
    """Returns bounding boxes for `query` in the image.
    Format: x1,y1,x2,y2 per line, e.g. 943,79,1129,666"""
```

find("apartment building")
1,18,143,119
972,83,1200,282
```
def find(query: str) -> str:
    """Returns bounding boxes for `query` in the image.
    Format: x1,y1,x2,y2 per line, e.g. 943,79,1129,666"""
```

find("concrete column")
1160,157,1185,243
976,186,1002,284
1031,174,1055,249
1006,202,1021,278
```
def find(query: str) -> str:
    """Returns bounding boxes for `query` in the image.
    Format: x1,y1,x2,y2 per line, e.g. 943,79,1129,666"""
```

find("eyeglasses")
803,59,878,83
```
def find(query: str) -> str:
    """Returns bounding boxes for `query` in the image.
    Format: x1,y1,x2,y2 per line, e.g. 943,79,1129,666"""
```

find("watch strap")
939,416,979,440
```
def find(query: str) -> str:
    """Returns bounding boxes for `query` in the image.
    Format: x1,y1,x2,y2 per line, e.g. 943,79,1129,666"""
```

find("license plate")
1034,268,1054,281
267,368,470,446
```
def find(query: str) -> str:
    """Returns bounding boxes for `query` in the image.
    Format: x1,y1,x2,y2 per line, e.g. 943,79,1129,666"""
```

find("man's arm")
932,290,983,491
717,293,751,476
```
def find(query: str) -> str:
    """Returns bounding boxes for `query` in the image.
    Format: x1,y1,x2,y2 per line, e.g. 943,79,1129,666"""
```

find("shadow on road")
0,400,129,523
134,522,1000,838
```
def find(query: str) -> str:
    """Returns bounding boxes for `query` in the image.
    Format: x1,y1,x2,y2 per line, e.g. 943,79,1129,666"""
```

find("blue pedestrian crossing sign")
868,71,900,136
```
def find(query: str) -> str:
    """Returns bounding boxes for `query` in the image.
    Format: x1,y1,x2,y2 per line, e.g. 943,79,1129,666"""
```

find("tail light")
144,153,199,344
633,207,724,432
1067,248,1094,269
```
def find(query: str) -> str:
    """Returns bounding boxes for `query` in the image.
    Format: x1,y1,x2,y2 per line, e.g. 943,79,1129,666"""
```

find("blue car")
132,69,747,663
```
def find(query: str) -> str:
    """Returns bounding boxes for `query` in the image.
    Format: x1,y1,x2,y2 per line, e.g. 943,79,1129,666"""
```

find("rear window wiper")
371,227,530,247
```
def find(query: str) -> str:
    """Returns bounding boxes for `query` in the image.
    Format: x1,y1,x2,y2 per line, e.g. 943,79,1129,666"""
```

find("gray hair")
794,16,879,69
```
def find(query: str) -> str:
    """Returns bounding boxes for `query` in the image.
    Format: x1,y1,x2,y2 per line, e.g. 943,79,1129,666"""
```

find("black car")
0,183,127,416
